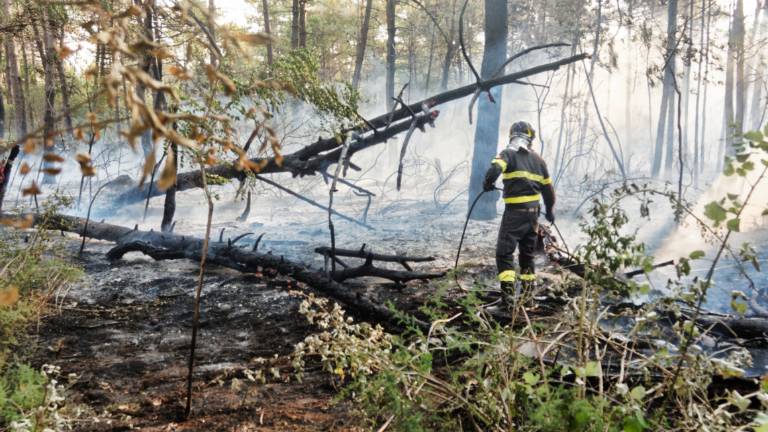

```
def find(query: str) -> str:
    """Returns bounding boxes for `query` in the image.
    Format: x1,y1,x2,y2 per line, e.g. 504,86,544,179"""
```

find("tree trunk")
40,6,59,185
700,0,712,171
208,0,216,65
351,0,372,90
385,0,396,111
440,0,458,90
261,0,273,65
720,1,737,167
299,0,307,48
734,0,746,142
291,0,300,49
734,0,747,142
651,0,677,177
467,0,508,221
693,0,706,185
3,0,26,141
55,24,73,135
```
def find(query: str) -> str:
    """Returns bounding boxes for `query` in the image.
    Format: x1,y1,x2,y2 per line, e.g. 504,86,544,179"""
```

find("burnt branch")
111,53,586,208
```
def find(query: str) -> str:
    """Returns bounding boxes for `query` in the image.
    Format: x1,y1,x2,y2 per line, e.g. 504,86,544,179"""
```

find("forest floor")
27,197,512,431
19,176,768,430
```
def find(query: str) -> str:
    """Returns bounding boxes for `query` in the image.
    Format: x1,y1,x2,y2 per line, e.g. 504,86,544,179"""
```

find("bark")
160,141,177,232
467,0,508,221
135,0,153,157
651,0,677,177
261,0,273,65
1,0,27,209
440,0,458,90
299,0,307,48
40,5,59,185
112,53,588,207
291,0,299,49
55,24,73,134
385,0,396,111
720,2,737,167
693,0,706,185
734,0,746,143
700,1,712,172
208,0,216,66
351,0,373,90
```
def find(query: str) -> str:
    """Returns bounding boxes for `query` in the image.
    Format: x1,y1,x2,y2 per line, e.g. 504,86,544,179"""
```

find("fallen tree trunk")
112,53,588,207
20,212,427,331
112,111,438,207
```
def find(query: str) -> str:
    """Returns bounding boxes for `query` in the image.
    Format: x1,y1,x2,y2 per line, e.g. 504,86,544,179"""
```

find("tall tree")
385,0,396,111
651,0,678,177
467,0,507,220
3,2,30,206
351,0,372,90
734,0,746,143
40,5,59,185
299,0,307,48
261,0,273,65
291,0,300,49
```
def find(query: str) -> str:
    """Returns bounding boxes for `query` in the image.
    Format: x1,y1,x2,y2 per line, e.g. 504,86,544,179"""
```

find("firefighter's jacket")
484,147,556,211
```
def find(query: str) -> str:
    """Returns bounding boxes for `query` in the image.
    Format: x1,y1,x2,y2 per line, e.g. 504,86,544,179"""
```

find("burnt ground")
32,240,375,431
27,197,509,431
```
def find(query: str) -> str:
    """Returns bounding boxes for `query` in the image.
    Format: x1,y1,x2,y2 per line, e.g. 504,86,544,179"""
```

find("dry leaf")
42,168,62,176
233,32,273,46
43,153,65,163
157,148,176,191
0,286,20,307
55,45,76,59
22,182,41,196
19,162,31,175
23,139,37,154
139,152,156,187
74,128,85,141
168,65,193,80
76,153,91,165
81,165,96,177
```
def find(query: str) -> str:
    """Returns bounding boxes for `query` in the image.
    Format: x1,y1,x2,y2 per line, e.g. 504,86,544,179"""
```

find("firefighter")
482,121,556,297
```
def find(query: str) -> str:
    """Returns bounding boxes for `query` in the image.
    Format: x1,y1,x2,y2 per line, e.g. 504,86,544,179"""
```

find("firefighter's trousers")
496,206,539,287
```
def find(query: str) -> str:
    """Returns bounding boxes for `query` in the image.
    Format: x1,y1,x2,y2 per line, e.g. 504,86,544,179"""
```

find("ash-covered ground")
11,161,767,430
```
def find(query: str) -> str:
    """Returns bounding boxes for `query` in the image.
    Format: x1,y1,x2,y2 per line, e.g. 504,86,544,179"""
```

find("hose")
455,188,497,269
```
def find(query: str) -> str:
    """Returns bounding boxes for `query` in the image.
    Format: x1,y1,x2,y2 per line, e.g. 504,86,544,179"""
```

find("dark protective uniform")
483,146,556,287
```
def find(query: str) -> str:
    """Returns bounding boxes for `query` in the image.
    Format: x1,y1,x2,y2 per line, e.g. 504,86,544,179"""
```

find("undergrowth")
290,127,768,431
0,199,83,429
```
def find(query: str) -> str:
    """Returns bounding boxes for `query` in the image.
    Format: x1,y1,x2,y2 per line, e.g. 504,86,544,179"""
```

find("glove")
545,211,555,224
483,181,495,192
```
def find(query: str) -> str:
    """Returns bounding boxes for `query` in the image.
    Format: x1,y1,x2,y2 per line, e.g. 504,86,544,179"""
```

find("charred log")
18,212,425,331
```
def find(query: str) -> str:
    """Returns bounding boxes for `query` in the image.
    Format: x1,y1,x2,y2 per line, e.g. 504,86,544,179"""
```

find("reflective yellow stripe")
491,158,507,172
519,273,536,281
502,170,551,185
503,194,541,204
498,270,516,282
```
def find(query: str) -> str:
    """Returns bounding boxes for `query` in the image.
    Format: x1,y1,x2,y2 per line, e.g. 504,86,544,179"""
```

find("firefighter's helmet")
509,121,536,142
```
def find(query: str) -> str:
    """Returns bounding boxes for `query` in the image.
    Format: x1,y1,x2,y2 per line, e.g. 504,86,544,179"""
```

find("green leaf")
744,130,764,142
689,250,706,260
731,299,748,316
727,193,740,200
584,361,602,378
523,371,540,385
704,201,727,225
724,162,735,176
744,161,755,171
727,218,741,232
630,385,645,401
763,209,768,216
728,390,751,412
